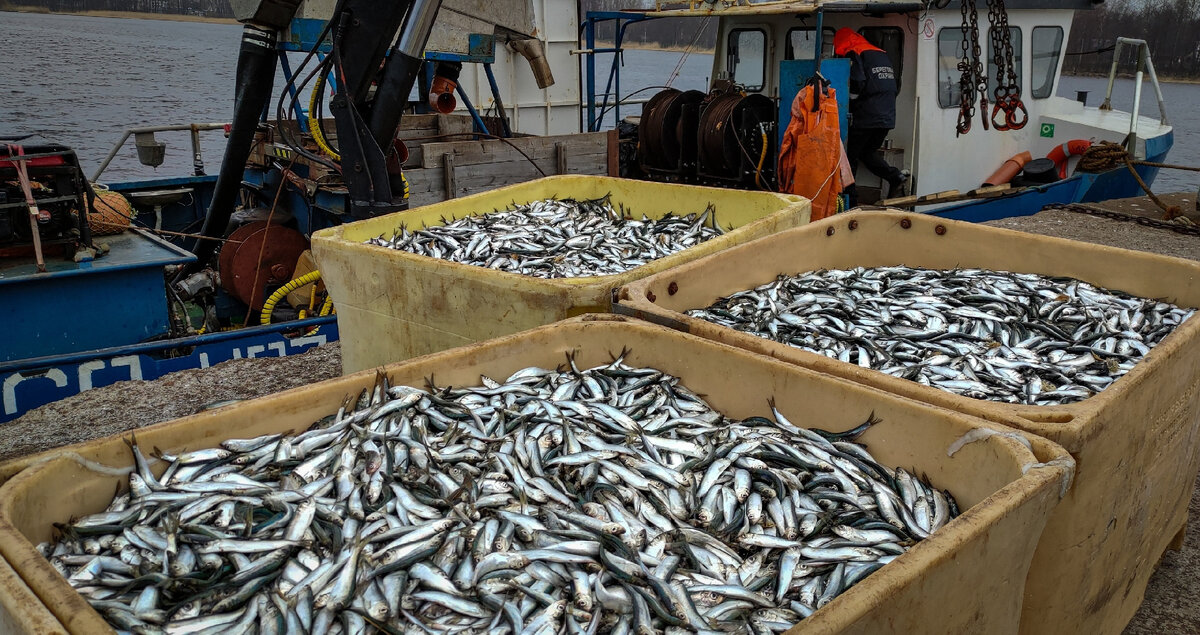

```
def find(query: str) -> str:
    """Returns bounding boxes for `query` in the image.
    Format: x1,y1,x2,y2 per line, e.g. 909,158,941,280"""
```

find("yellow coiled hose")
308,74,409,199
309,74,340,161
260,270,323,325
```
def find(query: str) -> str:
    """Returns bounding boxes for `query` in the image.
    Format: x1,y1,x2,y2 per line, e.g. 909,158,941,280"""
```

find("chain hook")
1005,99,1028,130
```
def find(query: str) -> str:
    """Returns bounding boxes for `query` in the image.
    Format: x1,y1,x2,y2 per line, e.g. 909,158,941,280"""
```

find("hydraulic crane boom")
186,0,552,272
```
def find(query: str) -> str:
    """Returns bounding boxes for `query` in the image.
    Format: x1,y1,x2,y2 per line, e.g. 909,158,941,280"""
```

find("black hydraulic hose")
367,52,426,152
185,24,280,272
367,0,442,153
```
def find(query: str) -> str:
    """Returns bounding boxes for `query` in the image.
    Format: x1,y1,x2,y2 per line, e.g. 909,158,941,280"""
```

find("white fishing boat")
578,0,1172,219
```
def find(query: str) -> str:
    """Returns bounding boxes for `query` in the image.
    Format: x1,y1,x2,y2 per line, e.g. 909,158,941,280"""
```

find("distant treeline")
583,0,717,50
9,0,1200,79
5,0,231,17
1064,0,1200,78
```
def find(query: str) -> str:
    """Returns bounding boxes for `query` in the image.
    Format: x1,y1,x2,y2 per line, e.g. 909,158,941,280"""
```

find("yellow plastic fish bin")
614,210,1200,635
310,175,809,373
0,315,1071,635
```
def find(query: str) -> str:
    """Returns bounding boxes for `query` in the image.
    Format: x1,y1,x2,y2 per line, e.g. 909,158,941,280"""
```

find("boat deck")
4,193,1200,632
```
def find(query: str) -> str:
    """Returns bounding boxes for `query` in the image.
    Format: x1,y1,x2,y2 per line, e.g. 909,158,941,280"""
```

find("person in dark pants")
835,28,908,207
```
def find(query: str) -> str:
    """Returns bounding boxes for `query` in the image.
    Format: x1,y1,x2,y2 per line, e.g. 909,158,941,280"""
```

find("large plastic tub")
615,210,1200,635
0,315,1070,635
310,175,809,373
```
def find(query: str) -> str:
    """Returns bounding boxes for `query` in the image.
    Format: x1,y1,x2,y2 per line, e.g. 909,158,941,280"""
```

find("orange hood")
834,28,882,56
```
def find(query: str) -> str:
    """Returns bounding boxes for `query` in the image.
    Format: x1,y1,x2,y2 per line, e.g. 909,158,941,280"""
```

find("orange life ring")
1047,139,1092,179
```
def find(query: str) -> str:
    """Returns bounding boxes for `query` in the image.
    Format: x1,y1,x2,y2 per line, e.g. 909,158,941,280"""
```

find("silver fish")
46,354,957,634
365,196,724,278
689,266,1192,406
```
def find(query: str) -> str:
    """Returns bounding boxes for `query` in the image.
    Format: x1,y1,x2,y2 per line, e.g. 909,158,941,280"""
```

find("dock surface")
5,192,1200,632
982,192,1199,635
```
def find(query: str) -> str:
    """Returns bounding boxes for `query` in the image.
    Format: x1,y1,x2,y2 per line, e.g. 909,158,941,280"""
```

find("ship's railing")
1100,38,1168,152
91,123,229,183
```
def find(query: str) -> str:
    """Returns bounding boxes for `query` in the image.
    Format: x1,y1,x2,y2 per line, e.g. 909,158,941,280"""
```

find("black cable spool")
697,92,775,185
638,89,704,176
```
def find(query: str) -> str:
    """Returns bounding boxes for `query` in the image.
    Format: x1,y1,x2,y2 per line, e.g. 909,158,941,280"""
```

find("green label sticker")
1040,123,1055,138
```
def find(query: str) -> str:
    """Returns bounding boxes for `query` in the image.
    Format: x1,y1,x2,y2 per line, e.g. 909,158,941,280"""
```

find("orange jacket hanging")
778,83,843,221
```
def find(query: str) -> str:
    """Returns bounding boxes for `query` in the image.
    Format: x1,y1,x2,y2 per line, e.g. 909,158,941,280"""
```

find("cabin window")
785,27,835,60
1031,26,1064,99
858,27,904,90
987,27,1023,100
728,28,767,92
936,28,964,109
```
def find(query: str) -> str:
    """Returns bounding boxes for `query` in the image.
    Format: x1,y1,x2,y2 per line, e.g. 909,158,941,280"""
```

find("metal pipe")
814,8,824,76
484,63,513,137
1100,38,1125,111
510,39,555,90
597,27,623,131
455,83,490,135
1130,63,1144,153
367,0,442,153
91,124,227,182
189,125,205,176
394,0,442,59
91,131,132,182
1141,46,1169,125
585,17,597,131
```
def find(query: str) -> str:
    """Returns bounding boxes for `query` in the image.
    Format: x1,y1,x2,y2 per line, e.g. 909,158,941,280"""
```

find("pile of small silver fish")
44,353,957,634
365,196,724,278
688,266,1194,406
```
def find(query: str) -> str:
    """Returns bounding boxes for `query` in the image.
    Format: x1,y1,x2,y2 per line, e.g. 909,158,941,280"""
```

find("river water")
2,11,1197,192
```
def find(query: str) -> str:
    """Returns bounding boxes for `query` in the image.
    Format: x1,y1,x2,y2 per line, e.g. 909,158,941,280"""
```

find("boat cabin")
592,0,1172,217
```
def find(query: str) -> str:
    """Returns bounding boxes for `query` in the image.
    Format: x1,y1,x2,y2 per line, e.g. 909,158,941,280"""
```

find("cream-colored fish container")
0,315,1069,634
310,175,809,373
0,557,65,634
614,210,1200,635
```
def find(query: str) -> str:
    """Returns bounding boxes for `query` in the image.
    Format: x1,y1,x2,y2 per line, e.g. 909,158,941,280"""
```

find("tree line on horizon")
1062,0,1200,78
4,0,232,17
7,0,1199,79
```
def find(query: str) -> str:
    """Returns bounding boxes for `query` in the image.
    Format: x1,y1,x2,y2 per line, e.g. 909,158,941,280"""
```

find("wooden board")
404,155,610,208
879,185,1015,208
419,133,609,169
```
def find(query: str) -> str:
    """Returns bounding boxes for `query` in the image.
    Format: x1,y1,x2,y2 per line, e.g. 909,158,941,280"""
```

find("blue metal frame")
484,64,513,138
1,317,338,423
455,84,490,135
425,34,497,64
582,11,661,132
280,18,334,53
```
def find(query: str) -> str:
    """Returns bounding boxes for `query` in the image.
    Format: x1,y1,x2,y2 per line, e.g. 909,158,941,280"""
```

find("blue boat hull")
930,131,1173,223
1,172,344,423
1,317,338,423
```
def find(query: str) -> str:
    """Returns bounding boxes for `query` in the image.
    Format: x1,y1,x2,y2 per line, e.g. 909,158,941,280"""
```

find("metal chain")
1045,203,1200,237
970,2,988,130
956,0,986,136
987,0,1027,131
